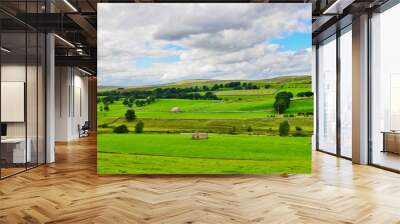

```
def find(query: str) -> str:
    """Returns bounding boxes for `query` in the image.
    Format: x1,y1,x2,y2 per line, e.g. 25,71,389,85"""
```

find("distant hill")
98,75,311,92
98,86,123,91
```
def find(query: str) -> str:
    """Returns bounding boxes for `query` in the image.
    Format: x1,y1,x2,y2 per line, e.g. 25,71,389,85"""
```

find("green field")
98,134,311,174
97,75,313,174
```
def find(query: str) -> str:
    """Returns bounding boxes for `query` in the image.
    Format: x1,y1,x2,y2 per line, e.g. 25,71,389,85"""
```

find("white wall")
55,67,89,141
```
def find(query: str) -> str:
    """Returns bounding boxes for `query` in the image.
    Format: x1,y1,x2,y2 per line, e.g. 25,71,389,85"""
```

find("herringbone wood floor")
1,136,400,224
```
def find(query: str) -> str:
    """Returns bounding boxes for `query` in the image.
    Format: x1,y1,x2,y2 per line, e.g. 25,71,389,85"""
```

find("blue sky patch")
135,55,180,69
162,43,189,51
270,32,311,52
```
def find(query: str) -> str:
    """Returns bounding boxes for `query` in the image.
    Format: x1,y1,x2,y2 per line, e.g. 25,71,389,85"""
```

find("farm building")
170,107,182,112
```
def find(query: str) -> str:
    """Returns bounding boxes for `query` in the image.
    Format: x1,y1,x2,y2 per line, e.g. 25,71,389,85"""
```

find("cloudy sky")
98,3,311,87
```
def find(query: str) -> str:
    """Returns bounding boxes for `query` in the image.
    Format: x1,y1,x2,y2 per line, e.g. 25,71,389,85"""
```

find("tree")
100,106,103,112
273,98,288,114
113,124,129,133
135,120,144,133
102,96,114,104
264,84,271,89
225,82,241,88
135,100,146,107
104,105,110,112
204,92,218,100
297,91,313,97
304,91,314,97
273,91,292,114
125,109,136,121
211,84,220,91
279,121,290,136
146,96,156,104
123,98,129,105
297,92,306,97
247,126,253,133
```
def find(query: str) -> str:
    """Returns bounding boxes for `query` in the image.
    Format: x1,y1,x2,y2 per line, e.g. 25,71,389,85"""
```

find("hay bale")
192,132,208,140
170,107,182,113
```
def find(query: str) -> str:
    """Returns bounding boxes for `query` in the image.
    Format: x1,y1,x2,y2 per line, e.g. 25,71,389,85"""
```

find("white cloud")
98,3,311,86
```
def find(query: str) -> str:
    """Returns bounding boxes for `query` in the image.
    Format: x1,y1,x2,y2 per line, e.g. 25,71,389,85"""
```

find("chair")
79,121,90,138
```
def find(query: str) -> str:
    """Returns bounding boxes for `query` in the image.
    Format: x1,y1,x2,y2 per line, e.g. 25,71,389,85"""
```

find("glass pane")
38,33,45,165
371,4,400,171
27,31,38,169
1,31,27,177
340,28,352,158
317,36,337,154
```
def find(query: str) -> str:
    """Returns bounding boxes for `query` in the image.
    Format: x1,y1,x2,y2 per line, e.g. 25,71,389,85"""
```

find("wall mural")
97,3,313,174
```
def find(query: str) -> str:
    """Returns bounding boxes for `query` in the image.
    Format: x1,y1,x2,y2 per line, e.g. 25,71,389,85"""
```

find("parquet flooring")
1,136,400,223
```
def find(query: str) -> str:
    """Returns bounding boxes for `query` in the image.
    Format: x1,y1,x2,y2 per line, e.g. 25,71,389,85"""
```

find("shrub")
297,92,306,97
98,123,108,128
304,91,314,97
125,109,136,121
204,92,219,100
293,126,306,137
113,124,129,133
289,114,294,117
104,105,110,112
279,121,290,136
135,120,144,133
297,91,314,97
230,126,237,134
247,126,253,133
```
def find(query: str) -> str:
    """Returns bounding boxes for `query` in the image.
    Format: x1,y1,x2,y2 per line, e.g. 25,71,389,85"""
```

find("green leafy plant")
135,120,144,133
279,121,290,136
113,124,129,133
125,109,136,121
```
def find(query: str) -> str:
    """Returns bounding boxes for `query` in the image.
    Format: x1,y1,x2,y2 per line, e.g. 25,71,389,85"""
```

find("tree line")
98,81,265,100
98,87,219,102
273,91,313,114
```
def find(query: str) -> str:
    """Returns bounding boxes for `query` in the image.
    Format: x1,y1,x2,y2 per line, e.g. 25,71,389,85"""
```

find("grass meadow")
97,76,313,174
